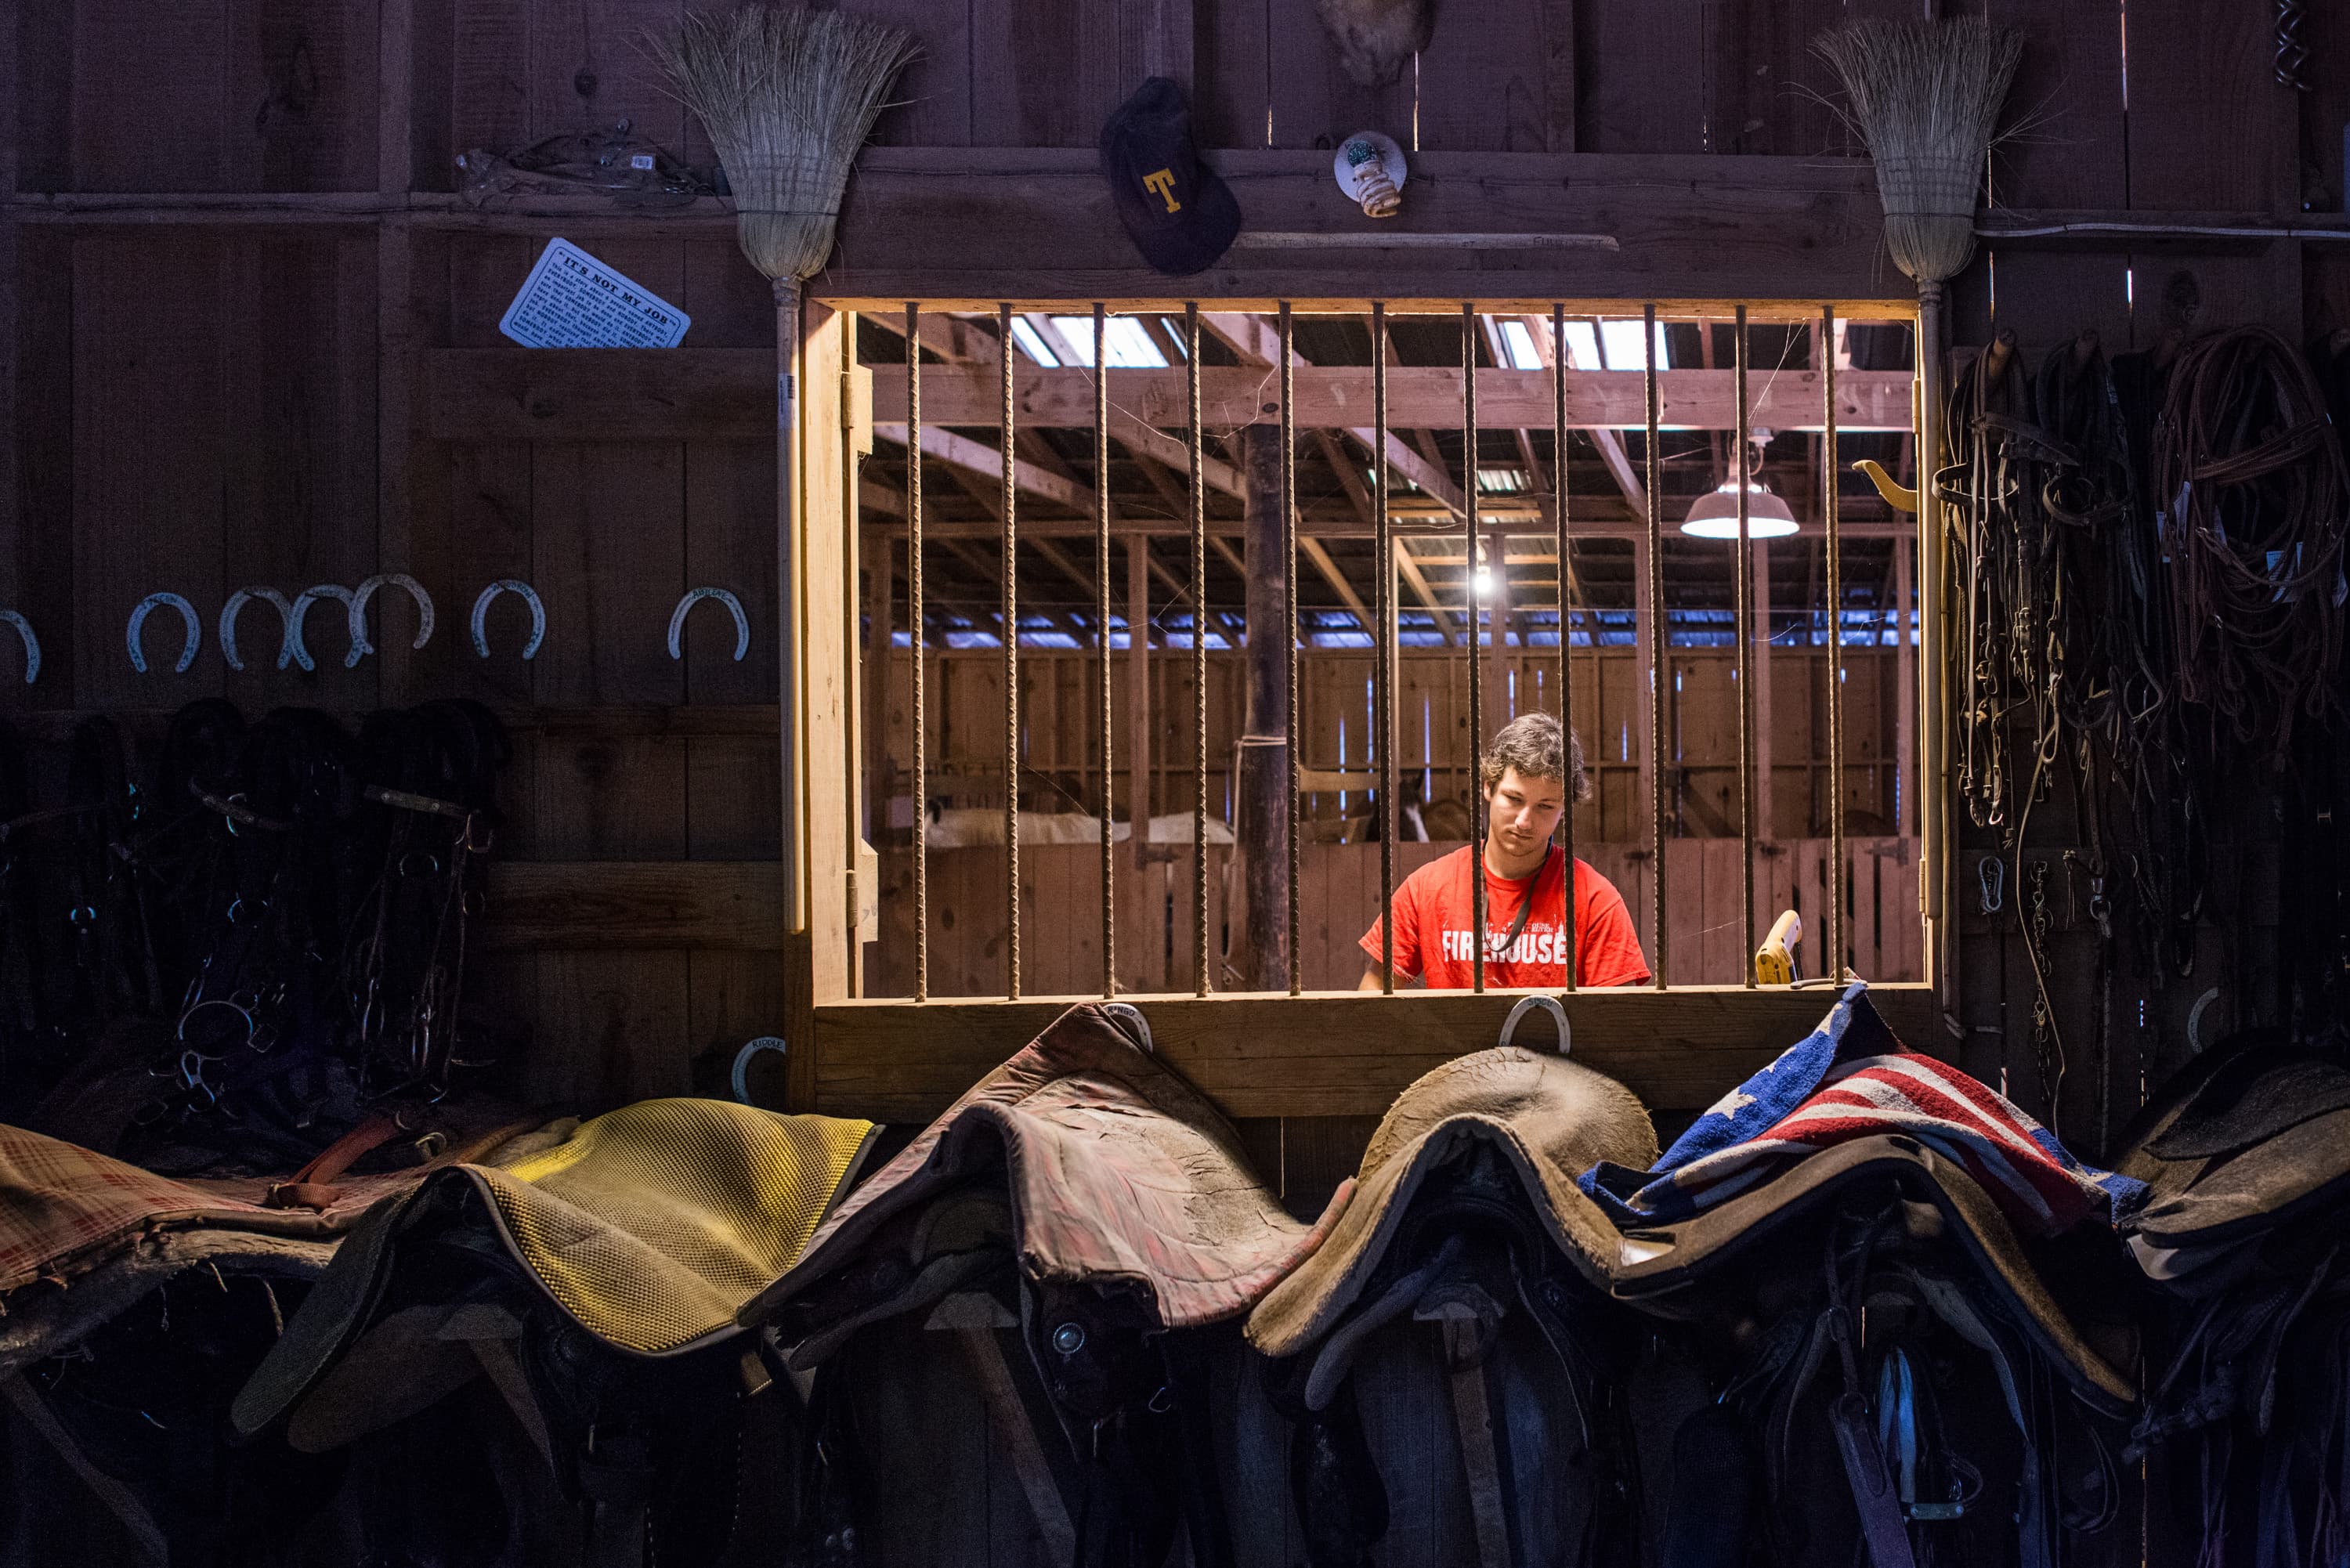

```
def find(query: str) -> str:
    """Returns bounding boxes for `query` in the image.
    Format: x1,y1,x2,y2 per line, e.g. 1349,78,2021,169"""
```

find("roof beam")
1308,427,1455,648
1300,537,1374,631
1391,542,1458,646
863,365,1900,434
875,424,1096,515
1202,311,1467,515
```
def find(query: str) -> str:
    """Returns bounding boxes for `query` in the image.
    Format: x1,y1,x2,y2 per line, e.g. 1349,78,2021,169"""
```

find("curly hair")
1478,712,1590,804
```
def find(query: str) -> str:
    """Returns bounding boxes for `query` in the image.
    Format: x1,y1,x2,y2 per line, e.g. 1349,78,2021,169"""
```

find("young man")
1359,712,1650,990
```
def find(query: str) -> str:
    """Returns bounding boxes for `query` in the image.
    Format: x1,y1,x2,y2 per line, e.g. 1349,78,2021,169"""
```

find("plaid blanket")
0,1122,418,1297
1579,982,2146,1237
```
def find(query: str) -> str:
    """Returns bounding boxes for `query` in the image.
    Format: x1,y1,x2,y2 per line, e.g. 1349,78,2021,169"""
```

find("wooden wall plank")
73,237,226,707
70,0,231,190
482,858,783,948
1413,0,1552,152
2122,0,2295,215
855,0,975,147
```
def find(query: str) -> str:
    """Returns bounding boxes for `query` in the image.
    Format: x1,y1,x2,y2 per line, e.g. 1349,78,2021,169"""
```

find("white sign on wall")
498,237,691,349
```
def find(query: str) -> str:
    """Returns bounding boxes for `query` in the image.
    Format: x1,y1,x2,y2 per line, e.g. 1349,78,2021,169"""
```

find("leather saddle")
230,1097,877,1568
1598,988,2138,1568
743,1001,1332,1568
1245,1001,1661,1568
2114,1031,2350,1566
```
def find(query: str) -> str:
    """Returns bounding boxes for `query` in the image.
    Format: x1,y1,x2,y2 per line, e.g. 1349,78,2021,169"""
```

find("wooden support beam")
1393,540,1460,647
807,984,1940,1120
1112,418,1245,498
1299,537,1373,630
425,352,1913,442
877,424,1097,515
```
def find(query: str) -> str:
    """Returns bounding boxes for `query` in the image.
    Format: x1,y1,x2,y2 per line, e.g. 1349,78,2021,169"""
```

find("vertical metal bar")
1096,303,1115,998
1644,302,1668,989
1464,302,1484,992
907,303,928,1003
1282,303,1302,995
999,302,1021,1000
1188,302,1209,996
1553,303,1574,992
1735,305,1757,988
1374,302,1395,995
1824,303,1846,981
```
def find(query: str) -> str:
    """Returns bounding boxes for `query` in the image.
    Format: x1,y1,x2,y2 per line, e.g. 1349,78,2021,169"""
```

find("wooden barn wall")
0,0,2337,1155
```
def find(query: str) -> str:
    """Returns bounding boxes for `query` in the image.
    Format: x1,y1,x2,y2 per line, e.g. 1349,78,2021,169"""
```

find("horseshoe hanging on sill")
349,573,436,666
131,592,202,675
286,584,362,672
472,580,546,660
0,612,38,685
219,587,300,674
667,587,750,662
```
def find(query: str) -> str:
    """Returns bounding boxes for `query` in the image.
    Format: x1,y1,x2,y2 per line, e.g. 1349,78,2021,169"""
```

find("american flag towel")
1578,982,2146,1237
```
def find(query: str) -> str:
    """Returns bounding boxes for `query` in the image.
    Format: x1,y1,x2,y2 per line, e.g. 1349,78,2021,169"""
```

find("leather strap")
266,1111,403,1209
949,1317,1076,1563
2,1373,168,1563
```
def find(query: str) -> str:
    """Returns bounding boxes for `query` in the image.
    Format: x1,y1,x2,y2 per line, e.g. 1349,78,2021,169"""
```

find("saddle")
744,1001,1331,1568
2115,1031,2350,1566
231,1097,877,1568
1596,987,2138,1568
1245,1002,1661,1568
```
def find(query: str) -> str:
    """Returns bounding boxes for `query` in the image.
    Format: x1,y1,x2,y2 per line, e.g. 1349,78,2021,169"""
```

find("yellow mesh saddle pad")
473,1098,873,1353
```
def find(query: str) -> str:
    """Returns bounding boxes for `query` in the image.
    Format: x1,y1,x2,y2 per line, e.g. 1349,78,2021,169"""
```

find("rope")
1465,302,1484,992
1095,302,1115,998
906,303,927,1002
1282,303,1302,996
2153,326,2348,765
999,303,1020,1000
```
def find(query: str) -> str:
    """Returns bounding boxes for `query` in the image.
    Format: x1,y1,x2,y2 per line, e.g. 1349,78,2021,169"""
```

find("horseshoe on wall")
1499,994,1572,1057
350,573,436,666
286,584,363,672
219,588,301,674
130,592,202,675
0,612,38,685
471,580,546,660
667,586,750,662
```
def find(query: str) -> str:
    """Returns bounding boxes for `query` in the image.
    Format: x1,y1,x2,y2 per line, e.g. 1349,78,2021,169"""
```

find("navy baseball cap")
1099,78,1242,275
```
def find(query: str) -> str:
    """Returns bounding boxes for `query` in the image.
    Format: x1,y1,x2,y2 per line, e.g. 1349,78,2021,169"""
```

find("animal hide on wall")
1316,0,1432,87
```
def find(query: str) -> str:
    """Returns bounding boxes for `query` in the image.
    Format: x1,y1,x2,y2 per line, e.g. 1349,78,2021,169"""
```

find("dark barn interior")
5,0,2350,1562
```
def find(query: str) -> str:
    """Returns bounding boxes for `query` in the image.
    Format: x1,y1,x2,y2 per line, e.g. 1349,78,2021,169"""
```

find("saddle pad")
470,1097,876,1351
1608,1136,2137,1414
743,1003,1329,1346
0,1122,416,1297
233,1100,875,1441
1248,1043,1657,1360
1581,984,2144,1238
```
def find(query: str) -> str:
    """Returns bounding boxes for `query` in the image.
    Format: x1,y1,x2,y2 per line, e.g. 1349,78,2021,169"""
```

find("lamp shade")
1680,479,1799,540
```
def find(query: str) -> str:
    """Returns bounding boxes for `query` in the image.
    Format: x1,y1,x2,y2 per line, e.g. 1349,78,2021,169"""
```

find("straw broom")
651,5,915,925
1813,16,2019,1014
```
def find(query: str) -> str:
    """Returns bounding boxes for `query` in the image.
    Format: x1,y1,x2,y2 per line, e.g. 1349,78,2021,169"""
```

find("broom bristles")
649,5,919,285
1813,18,2022,287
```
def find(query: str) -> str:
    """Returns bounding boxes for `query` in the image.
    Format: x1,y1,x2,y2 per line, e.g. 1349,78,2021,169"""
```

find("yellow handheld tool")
1754,909,1803,985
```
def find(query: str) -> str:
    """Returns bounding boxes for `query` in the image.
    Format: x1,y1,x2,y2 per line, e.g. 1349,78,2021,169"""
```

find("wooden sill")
809,983,1936,1121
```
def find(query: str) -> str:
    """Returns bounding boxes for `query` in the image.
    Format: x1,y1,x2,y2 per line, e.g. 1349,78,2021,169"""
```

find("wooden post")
1126,536,1152,987
784,304,855,1107
1752,537,1773,842
1235,425,1289,990
1893,535,1916,842
865,533,892,844
1629,533,1656,852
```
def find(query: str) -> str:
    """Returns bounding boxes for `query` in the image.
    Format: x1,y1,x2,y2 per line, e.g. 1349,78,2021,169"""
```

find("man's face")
1486,766,1567,859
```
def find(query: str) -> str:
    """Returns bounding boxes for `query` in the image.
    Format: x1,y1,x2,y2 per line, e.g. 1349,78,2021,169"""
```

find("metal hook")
219,587,299,673
129,592,202,675
1976,855,2005,915
1499,994,1571,1056
0,610,38,684
350,573,436,665
667,586,751,662
287,584,363,671
1102,1003,1154,1054
732,1035,787,1104
471,580,545,660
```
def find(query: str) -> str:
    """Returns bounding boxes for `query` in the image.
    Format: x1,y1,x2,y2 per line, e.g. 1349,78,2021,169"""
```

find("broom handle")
776,276,803,934
1916,278,1950,1023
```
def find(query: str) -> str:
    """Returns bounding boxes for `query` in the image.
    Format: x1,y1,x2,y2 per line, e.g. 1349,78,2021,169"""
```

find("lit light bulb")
1472,566,1495,600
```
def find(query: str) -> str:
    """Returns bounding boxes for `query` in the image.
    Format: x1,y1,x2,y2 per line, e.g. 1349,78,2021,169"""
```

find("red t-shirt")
1359,845,1652,989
